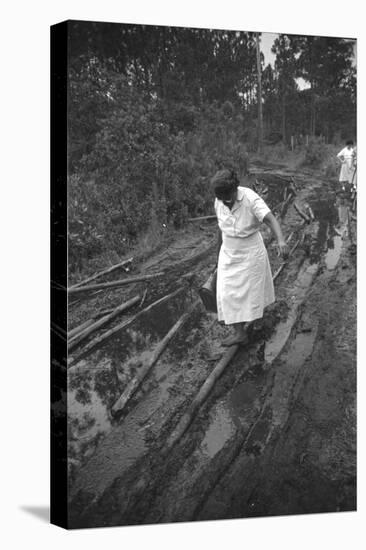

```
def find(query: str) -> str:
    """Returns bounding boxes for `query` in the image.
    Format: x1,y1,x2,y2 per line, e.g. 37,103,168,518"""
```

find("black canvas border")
50,20,68,529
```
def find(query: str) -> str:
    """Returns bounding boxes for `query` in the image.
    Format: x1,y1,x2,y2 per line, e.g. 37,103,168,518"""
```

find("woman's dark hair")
346,140,354,146
211,169,239,199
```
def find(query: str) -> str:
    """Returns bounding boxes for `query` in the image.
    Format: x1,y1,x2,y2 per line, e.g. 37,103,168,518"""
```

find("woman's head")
211,169,239,203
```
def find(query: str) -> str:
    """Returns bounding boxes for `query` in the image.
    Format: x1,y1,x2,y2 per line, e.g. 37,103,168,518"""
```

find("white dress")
215,187,275,325
337,146,356,183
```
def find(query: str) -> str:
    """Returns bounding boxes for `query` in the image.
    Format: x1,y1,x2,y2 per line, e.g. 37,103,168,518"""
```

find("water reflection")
67,357,118,482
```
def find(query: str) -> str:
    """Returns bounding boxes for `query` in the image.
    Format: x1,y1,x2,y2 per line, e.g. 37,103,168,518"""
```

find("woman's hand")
277,240,289,260
263,213,289,260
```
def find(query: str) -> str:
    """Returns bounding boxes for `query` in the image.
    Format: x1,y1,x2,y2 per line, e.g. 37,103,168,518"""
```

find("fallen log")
111,301,200,416
68,287,185,367
163,344,239,454
187,215,216,222
94,307,116,318
68,319,95,339
294,203,311,223
69,257,133,289
68,295,141,351
68,272,164,295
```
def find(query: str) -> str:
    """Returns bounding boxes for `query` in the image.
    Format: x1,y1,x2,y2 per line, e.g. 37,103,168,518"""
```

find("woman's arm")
337,149,345,163
216,228,222,265
263,212,289,259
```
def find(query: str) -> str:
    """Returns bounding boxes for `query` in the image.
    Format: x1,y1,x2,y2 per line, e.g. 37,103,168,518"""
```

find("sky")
260,31,357,69
260,32,277,67
259,32,311,89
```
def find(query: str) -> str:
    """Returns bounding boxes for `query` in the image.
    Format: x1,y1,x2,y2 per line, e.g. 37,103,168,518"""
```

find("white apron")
339,160,355,184
337,147,356,183
216,231,275,324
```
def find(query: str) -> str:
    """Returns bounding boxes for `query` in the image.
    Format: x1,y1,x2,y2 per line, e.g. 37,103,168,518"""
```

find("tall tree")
295,36,355,136
272,34,299,143
256,33,263,152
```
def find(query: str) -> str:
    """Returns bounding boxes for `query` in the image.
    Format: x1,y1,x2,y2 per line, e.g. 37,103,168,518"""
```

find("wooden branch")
68,295,141,351
188,215,216,222
294,203,311,223
68,319,95,339
68,272,164,295
94,307,115,318
289,181,297,196
69,257,133,289
273,238,301,281
111,301,200,416
163,344,239,454
306,204,315,220
271,173,292,182
139,288,148,307
68,287,185,367
279,192,294,217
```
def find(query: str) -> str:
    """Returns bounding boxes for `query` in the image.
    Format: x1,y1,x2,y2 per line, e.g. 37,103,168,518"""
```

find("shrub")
302,137,328,167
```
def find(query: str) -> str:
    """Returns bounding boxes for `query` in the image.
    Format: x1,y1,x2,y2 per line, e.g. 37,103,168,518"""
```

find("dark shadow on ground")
20,506,49,523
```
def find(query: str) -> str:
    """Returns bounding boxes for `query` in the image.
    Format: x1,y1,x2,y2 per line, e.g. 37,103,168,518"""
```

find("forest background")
68,22,356,276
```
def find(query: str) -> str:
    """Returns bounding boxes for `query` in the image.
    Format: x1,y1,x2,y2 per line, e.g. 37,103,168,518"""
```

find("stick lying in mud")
294,203,311,223
68,272,164,295
305,203,315,221
111,301,200,417
68,287,186,368
68,318,95,339
69,257,133,289
68,295,141,352
163,344,239,455
272,190,295,218
273,238,302,282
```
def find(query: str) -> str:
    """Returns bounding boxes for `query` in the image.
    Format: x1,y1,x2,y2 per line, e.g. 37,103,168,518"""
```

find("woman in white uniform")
212,169,288,346
337,140,356,191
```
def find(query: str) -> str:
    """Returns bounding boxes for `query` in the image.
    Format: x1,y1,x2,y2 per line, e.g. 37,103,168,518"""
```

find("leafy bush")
302,137,328,167
68,67,256,273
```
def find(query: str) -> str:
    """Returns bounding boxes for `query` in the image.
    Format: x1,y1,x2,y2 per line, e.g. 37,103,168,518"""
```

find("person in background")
212,169,288,347
337,140,356,192
351,144,357,190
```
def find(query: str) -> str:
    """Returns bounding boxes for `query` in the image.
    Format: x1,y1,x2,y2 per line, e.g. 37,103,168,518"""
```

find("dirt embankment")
63,167,356,528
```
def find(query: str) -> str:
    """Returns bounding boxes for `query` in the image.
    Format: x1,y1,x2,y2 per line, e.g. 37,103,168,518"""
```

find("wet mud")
64,168,356,528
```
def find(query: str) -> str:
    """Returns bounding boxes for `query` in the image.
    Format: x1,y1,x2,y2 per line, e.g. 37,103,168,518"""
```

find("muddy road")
64,167,356,528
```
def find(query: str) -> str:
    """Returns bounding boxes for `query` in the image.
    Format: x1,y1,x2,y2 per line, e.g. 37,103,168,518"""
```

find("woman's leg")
222,322,248,346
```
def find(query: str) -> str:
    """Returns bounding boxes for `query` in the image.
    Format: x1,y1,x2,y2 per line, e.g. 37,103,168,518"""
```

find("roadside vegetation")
67,23,356,279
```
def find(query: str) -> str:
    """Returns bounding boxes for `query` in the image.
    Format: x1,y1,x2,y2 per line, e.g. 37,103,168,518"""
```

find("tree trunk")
256,33,263,154
282,94,286,144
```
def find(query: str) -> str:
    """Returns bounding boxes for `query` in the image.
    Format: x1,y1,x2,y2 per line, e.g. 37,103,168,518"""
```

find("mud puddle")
67,290,190,480
307,189,351,272
67,169,356,527
202,379,262,458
